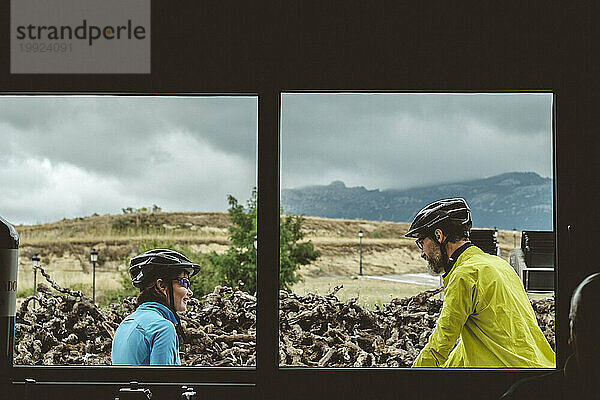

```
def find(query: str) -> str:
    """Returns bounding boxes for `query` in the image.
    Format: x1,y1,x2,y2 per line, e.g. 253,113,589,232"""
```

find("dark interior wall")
1,2,598,399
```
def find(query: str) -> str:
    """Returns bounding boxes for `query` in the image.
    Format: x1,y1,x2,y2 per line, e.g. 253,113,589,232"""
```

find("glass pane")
1,95,257,366
280,93,554,368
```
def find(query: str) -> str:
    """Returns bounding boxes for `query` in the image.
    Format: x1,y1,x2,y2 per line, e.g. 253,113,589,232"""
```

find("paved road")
361,273,442,287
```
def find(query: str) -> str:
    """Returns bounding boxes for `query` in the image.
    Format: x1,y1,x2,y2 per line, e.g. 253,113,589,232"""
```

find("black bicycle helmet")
405,197,472,238
129,248,200,289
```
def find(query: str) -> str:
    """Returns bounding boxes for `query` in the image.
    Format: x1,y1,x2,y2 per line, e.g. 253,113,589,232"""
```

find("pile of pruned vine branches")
14,269,555,367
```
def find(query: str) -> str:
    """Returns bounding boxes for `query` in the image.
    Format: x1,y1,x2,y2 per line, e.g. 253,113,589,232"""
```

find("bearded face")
421,238,446,276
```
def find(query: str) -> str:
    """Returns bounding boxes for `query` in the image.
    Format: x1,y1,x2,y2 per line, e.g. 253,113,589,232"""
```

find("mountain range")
281,172,553,230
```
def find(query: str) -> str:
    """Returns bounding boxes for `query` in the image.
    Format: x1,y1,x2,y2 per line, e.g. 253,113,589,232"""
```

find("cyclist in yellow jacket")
406,198,555,368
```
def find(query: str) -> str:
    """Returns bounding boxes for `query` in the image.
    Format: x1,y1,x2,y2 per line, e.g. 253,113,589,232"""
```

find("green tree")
209,188,320,293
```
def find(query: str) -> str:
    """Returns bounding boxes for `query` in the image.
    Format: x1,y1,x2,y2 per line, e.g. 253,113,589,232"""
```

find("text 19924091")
19,42,72,53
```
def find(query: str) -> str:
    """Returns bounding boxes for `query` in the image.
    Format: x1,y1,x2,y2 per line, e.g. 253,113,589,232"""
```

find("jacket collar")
442,242,474,278
138,301,179,325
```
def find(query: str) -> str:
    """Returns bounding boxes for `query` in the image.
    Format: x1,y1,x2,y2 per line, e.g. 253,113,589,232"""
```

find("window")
280,92,555,368
1,95,258,368
0,91,566,400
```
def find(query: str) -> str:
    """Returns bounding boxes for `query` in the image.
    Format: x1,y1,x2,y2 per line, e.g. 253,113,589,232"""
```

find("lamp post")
358,230,363,276
90,248,98,304
512,228,518,249
32,254,40,310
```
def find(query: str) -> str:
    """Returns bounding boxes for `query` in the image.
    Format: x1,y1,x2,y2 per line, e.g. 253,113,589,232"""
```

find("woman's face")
172,271,193,312
157,271,193,312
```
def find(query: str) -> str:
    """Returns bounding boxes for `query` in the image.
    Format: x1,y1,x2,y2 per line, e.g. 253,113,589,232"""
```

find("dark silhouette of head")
569,272,600,371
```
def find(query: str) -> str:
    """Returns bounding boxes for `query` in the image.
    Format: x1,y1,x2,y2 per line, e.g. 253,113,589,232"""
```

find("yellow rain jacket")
412,244,555,368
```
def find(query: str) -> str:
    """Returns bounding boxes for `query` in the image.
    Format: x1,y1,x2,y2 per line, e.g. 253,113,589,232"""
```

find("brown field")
14,211,525,308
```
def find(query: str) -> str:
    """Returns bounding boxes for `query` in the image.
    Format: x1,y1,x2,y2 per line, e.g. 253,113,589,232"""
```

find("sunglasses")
415,237,426,250
173,277,191,289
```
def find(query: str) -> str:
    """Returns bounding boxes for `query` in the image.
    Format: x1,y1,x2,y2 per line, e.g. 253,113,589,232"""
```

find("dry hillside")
15,211,519,284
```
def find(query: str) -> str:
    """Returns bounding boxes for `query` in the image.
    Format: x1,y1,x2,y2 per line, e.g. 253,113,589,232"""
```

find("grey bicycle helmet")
405,198,472,238
129,248,200,289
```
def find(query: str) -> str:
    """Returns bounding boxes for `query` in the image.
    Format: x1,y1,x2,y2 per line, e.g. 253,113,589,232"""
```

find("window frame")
275,91,560,376
5,89,567,399
7,92,260,389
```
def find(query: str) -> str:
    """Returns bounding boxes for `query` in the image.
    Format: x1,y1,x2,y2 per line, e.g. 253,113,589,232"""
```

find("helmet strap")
167,280,186,343
433,230,451,267
167,280,175,308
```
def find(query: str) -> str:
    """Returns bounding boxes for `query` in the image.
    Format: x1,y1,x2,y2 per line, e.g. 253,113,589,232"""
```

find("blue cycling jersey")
111,301,181,365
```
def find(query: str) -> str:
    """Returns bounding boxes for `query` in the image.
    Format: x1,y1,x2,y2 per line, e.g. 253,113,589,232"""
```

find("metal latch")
115,381,152,400
181,385,197,400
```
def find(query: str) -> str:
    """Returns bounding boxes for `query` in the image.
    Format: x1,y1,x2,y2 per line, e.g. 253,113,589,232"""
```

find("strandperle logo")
11,0,150,74
15,19,147,46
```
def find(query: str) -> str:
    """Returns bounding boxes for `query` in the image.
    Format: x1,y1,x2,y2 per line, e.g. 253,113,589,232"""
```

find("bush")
99,271,139,306
17,287,34,298
209,188,320,293
111,210,164,234
370,230,383,238
188,253,221,296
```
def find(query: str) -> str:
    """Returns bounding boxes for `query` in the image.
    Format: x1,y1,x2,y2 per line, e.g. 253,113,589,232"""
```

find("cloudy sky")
1,93,552,225
1,96,258,225
281,93,553,190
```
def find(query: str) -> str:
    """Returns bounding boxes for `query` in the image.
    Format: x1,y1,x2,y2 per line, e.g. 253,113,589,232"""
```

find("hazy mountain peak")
282,172,552,230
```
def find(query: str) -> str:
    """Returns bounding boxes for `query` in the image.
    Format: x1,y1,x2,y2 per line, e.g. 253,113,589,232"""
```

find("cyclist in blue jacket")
111,249,200,365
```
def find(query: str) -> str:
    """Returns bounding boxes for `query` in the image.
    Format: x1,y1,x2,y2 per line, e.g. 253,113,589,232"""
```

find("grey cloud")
1,96,257,224
282,93,551,136
281,93,552,190
0,96,257,180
